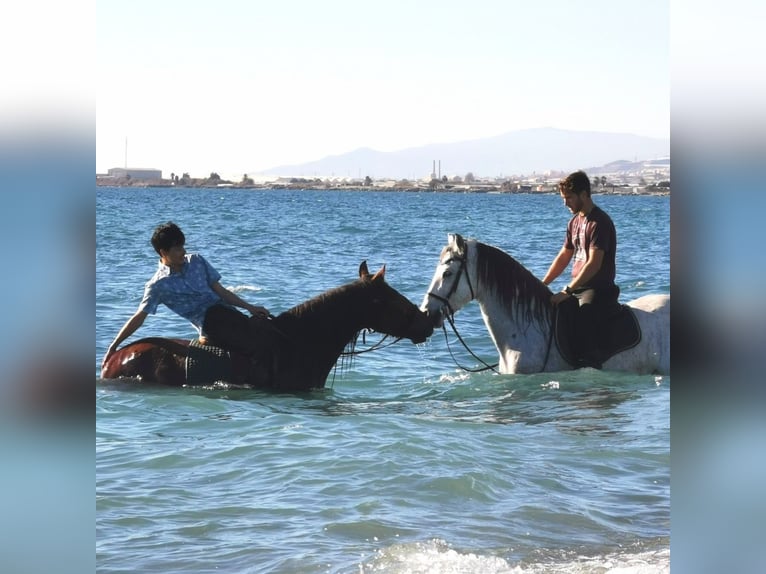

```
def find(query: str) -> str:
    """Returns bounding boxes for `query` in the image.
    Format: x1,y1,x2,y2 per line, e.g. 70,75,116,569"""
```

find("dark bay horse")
101,262,433,391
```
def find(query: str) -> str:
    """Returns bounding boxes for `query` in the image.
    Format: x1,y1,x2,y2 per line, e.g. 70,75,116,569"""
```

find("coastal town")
96,156,670,195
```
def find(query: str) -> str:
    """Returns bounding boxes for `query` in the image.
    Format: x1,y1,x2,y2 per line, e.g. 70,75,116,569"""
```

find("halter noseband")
427,254,475,316
427,252,500,373
427,244,555,374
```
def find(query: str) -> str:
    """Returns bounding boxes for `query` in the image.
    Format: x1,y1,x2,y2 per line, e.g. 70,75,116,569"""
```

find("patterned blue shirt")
139,253,226,334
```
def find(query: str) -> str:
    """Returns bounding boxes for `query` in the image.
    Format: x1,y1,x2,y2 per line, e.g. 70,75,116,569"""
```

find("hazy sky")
96,0,669,178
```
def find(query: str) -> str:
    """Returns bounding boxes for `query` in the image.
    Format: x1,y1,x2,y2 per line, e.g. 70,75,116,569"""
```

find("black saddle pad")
186,339,232,385
554,299,642,367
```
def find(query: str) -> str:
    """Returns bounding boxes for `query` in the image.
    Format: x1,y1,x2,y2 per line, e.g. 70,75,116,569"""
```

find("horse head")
420,233,476,328
357,261,433,344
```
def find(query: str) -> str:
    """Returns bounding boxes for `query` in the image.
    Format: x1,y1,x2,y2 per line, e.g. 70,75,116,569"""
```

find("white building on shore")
104,167,162,182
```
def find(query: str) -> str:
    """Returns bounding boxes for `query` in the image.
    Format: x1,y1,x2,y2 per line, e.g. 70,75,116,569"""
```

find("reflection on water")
98,370,651,439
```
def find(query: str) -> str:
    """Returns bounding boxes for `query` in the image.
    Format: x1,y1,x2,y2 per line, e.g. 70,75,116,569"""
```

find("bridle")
340,331,401,356
427,252,498,374
426,249,556,374
341,300,426,357
426,254,475,315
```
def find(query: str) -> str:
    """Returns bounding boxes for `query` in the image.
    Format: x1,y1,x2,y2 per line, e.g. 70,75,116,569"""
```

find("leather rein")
427,254,499,374
427,251,555,374
340,331,401,356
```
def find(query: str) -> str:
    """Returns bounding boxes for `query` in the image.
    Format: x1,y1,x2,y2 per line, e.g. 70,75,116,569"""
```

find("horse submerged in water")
421,234,670,375
101,262,433,391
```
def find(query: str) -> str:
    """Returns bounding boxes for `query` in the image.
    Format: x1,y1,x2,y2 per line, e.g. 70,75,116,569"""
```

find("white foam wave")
436,372,471,384
359,539,514,573
229,284,262,293
358,539,669,574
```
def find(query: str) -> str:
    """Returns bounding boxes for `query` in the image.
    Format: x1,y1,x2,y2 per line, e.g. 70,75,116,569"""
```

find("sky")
95,0,670,179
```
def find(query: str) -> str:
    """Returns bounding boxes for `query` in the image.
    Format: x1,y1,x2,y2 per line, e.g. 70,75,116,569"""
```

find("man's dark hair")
559,170,591,197
151,222,185,255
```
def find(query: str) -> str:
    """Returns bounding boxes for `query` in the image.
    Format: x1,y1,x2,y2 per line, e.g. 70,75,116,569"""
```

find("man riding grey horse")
541,170,620,369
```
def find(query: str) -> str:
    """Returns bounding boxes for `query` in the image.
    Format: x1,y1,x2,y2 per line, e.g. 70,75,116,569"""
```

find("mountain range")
254,127,669,180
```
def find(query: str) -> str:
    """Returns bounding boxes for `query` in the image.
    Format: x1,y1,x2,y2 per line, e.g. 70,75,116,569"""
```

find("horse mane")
283,278,370,321
474,241,553,326
277,278,369,371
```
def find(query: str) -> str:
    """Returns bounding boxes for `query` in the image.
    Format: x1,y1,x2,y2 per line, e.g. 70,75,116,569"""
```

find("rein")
540,309,555,372
340,331,402,356
428,250,557,374
428,253,498,374
441,315,499,374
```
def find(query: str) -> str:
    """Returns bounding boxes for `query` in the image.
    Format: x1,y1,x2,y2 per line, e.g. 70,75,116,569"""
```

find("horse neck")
470,242,560,372
277,282,367,374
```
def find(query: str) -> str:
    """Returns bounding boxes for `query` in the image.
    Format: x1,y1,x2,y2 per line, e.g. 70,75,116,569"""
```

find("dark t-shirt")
564,205,616,288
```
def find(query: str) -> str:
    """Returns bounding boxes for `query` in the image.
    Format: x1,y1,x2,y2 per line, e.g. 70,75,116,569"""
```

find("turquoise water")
97,188,670,573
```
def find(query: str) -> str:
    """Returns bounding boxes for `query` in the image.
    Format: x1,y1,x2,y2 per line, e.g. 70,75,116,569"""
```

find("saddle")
553,297,641,369
186,339,234,385
186,317,282,386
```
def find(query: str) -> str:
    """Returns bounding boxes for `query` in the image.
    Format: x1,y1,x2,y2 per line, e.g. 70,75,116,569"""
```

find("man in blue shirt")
101,222,270,370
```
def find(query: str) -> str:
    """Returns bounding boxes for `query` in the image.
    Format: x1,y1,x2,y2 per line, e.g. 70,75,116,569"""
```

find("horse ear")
359,260,370,279
371,264,386,282
454,233,466,253
449,233,465,248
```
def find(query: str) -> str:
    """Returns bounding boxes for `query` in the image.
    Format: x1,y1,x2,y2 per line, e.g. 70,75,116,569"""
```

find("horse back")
555,294,669,374
628,293,670,315
622,294,670,374
101,337,190,383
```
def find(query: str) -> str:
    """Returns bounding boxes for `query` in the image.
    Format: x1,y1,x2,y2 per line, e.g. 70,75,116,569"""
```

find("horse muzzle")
408,310,434,343
422,304,447,329
422,291,453,329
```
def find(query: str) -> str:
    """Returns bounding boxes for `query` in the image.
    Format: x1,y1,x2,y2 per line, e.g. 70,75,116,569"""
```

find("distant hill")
254,127,669,180
588,156,670,175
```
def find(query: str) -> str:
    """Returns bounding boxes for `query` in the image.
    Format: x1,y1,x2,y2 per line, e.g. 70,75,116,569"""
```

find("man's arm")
549,246,605,306
101,310,148,368
542,246,573,286
568,246,604,291
211,282,270,318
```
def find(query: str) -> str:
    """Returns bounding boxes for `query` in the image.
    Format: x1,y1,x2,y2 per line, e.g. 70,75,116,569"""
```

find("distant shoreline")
96,180,669,196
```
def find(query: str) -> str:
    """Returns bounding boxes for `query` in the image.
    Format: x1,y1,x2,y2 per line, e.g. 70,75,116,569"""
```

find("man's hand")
550,291,571,306
247,304,271,318
101,345,116,372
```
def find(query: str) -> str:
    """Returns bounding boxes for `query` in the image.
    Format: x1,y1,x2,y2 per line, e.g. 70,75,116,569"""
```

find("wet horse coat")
101,262,433,391
421,234,670,375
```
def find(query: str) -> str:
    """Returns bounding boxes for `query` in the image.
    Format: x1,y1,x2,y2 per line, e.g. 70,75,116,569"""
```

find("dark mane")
277,279,368,374
283,278,368,320
474,242,552,326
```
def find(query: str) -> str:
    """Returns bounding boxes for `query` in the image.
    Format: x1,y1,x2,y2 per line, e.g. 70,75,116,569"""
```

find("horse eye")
442,269,453,278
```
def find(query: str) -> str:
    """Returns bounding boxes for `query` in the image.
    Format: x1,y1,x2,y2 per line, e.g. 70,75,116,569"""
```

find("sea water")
97,188,670,573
